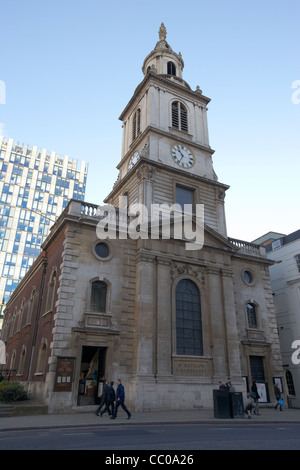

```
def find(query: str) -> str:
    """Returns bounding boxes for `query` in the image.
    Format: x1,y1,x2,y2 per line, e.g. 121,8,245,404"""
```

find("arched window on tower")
171,101,188,132
167,61,176,76
132,108,141,141
90,280,107,313
176,279,203,356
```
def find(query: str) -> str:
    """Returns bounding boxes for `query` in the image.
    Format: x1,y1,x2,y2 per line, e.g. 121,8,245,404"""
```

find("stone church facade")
1,25,284,413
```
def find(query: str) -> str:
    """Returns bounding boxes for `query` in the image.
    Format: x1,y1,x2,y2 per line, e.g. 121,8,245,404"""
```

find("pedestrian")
219,381,226,390
95,379,109,416
226,381,236,392
251,380,260,415
101,381,116,417
274,383,283,411
244,393,254,419
110,378,131,420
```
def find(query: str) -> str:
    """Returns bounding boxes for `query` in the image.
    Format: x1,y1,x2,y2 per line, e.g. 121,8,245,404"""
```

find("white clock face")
172,145,194,168
128,152,139,170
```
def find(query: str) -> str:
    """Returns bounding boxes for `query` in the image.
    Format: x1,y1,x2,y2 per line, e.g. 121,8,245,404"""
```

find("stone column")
155,258,172,377
206,267,229,379
134,251,156,377
220,268,242,381
207,267,242,383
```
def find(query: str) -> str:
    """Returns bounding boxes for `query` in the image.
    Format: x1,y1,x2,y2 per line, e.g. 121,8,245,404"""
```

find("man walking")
95,379,109,416
101,381,115,417
110,379,131,420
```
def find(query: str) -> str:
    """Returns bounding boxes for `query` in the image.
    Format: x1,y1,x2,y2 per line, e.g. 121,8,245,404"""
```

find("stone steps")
0,404,15,417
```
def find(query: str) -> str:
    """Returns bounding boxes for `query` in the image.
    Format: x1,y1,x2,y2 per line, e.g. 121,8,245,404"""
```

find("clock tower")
2,24,284,414
105,23,228,237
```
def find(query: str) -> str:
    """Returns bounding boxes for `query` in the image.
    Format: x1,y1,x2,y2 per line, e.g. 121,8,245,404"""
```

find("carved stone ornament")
140,139,149,159
170,261,205,284
136,163,155,181
159,23,167,41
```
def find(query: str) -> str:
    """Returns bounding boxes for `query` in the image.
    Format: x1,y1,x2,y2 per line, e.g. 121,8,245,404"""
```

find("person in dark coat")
100,381,116,417
251,380,260,415
95,379,109,416
110,379,131,420
218,381,227,390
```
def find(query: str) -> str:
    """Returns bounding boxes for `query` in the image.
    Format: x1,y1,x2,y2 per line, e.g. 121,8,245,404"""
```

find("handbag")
250,391,257,399
278,398,284,407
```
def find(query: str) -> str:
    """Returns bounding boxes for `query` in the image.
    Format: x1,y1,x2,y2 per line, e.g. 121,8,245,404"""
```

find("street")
0,422,299,451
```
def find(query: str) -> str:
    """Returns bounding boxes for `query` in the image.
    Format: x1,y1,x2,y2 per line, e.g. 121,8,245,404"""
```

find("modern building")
254,230,300,408
1,25,284,413
0,137,88,325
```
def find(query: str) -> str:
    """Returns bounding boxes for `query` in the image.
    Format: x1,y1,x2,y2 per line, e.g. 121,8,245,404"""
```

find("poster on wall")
257,382,267,402
53,357,75,392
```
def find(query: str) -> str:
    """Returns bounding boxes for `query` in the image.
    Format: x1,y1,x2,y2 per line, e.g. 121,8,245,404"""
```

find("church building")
1,25,284,413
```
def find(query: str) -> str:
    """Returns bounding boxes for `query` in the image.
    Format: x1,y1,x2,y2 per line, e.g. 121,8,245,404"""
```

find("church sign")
53,357,75,392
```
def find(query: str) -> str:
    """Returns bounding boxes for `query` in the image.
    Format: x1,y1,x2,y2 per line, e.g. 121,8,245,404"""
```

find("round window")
243,270,253,284
95,242,109,259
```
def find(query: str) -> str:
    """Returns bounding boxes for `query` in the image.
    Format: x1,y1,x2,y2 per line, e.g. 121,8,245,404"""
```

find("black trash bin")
213,389,231,418
229,392,244,418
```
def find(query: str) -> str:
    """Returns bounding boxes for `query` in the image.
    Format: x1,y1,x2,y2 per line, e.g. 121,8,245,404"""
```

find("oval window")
95,242,109,259
243,270,253,284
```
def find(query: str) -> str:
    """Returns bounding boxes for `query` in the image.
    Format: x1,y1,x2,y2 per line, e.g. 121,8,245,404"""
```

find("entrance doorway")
250,355,269,402
77,346,107,406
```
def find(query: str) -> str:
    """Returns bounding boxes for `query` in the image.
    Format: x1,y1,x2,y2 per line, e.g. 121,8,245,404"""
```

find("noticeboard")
53,357,75,392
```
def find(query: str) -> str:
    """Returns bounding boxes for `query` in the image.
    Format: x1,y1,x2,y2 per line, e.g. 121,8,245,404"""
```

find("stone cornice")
119,71,211,122
117,124,215,171
105,153,229,203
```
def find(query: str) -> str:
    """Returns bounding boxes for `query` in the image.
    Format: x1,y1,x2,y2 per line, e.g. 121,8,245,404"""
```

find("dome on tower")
142,23,185,82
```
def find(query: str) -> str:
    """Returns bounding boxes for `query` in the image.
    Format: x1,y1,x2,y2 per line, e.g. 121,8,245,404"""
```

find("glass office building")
0,137,88,324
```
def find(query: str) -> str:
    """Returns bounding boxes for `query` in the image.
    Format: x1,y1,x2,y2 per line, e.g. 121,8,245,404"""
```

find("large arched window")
90,280,107,313
172,101,188,132
176,279,203,356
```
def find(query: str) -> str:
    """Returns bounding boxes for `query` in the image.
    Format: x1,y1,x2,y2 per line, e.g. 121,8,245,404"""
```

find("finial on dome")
158,23,167,41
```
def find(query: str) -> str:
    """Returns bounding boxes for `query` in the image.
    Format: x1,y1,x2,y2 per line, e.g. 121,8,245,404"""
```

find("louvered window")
172,101,188,132
132,108,141,141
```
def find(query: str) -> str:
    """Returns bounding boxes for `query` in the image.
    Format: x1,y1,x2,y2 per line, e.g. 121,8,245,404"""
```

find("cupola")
142,23,184,81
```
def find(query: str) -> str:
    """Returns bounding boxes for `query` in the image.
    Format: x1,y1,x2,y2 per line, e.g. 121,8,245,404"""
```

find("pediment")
203,224,236,252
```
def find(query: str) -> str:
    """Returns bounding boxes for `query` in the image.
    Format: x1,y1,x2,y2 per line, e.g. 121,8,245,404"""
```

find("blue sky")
0,0,299,241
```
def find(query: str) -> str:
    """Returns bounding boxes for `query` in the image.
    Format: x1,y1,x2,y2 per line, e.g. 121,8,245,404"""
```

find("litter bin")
229,392,244,418
213,389,231,418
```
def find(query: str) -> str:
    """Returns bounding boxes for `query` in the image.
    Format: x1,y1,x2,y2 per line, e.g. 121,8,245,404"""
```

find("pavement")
1,403,300,431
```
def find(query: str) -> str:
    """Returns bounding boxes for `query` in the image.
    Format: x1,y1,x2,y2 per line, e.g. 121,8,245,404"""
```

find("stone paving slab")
0,405,300,432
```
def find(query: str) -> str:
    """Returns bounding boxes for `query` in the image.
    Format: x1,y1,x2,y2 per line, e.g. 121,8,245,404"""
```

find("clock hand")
178,149,185,161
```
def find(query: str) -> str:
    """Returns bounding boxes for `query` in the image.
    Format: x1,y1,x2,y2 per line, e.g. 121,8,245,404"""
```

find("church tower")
105,23,228,238
2,24,284,414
